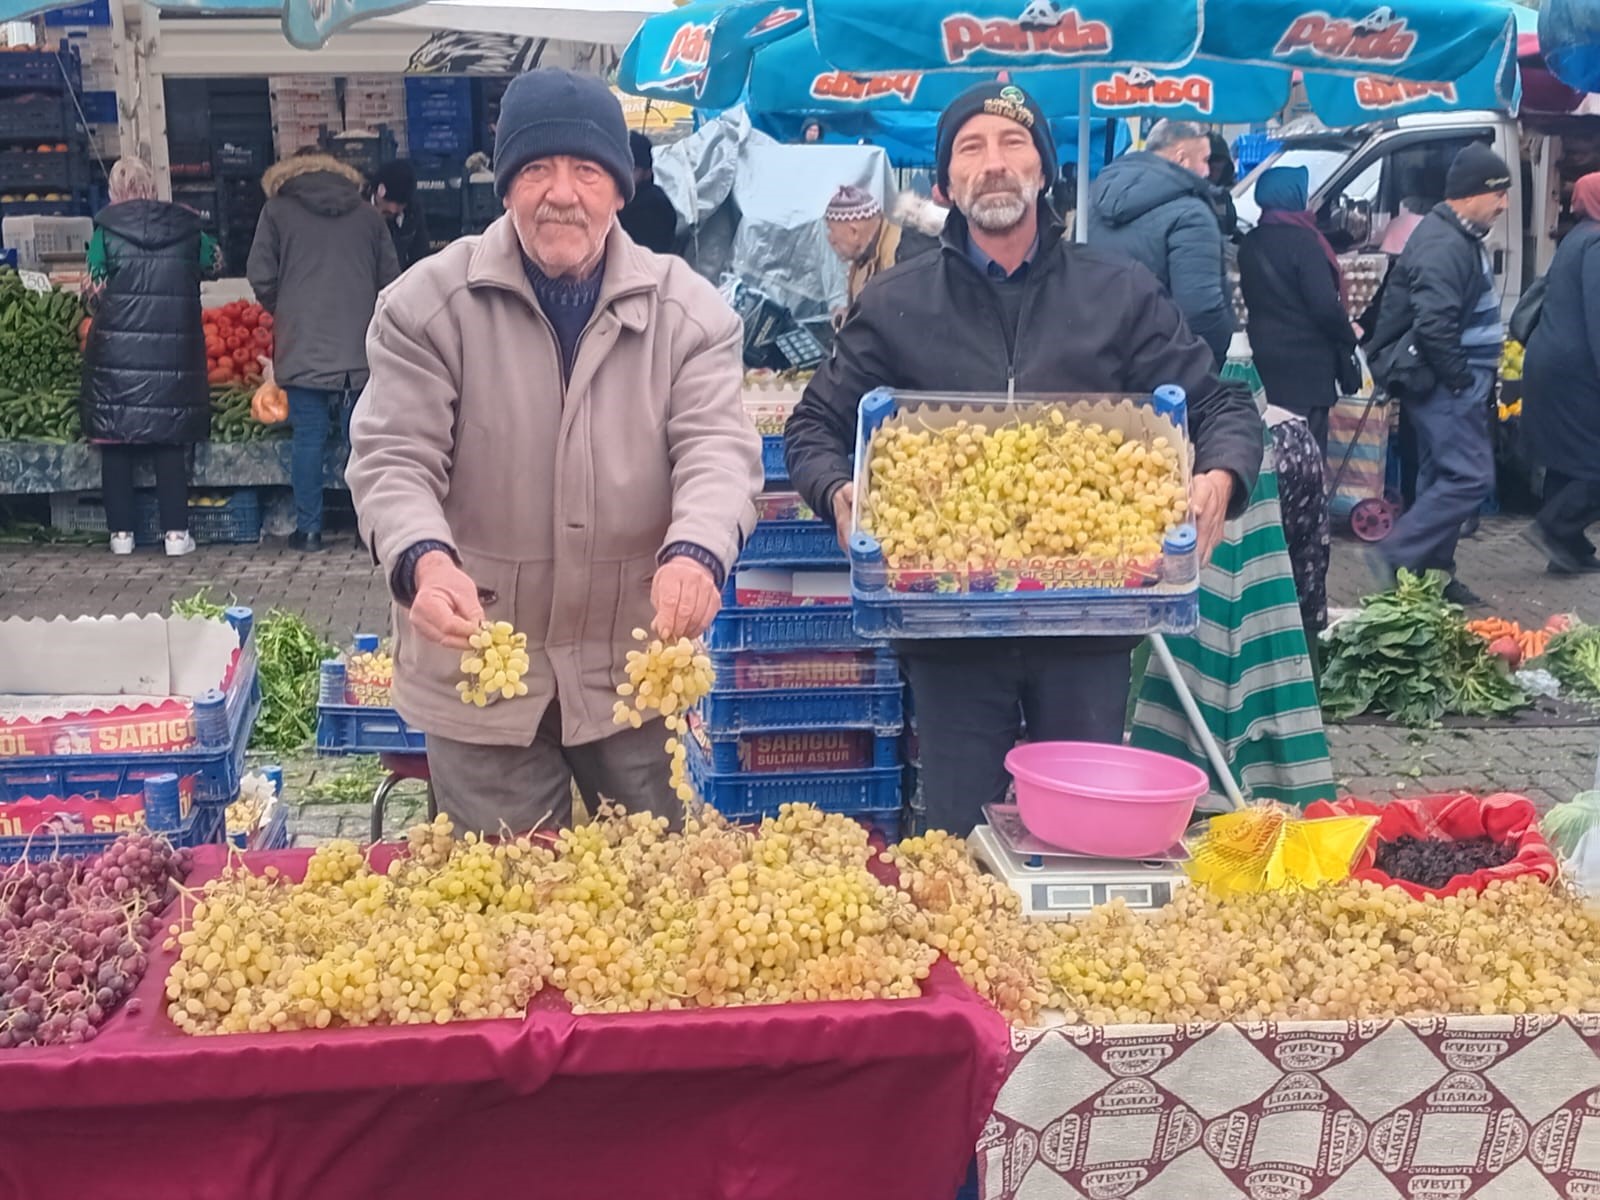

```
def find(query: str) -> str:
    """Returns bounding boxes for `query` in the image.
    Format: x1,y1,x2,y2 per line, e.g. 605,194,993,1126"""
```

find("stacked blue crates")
689,413,907,839
405,76,473,163
0,607,262,861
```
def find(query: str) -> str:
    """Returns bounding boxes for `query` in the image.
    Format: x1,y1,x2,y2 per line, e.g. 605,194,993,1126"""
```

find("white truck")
1235,109,1600,321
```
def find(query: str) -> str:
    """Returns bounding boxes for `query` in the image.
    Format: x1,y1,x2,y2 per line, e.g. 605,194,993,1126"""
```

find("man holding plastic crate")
346,69,763,837
784,83,1263,837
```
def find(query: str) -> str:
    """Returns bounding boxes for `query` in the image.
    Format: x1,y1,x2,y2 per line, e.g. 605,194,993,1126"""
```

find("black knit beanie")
493,68,636,202
935,82,1057,193
1445,143,1512,200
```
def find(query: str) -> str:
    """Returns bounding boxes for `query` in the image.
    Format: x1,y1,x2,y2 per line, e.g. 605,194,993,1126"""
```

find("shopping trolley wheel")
1350,497,1398,542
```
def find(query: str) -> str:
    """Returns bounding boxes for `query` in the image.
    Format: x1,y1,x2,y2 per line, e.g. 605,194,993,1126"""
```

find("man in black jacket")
618,132,678,254
1367,143,1511,605
784,82,1264,837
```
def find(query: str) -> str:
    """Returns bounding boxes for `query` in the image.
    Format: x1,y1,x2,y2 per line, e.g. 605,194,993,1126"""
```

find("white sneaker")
164,531,196,557
109,531,134,556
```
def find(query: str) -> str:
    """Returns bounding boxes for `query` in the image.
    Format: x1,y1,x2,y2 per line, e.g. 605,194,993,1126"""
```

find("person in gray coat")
247,152,399,551
1086,120,1236,367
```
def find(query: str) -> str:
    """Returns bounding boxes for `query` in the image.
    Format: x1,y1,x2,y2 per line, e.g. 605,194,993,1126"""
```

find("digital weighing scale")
967,804,1190,919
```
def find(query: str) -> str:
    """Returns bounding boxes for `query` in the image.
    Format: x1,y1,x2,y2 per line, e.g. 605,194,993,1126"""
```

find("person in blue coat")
1086,120,1236,367
1522,171,1600,574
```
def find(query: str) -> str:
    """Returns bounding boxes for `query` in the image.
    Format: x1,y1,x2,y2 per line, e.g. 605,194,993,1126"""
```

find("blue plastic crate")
697,683,904,734
79,90,117,126
739,519,845,569
0,46,81,90
761,435,788,485
694,725,901,773
46,1,112,26
134,489,261,545
316,704,427,755
0,620,261,821
0,811,206,865
710,649,900,690
848,387,1201,640
709,575,866,652
687,740,902,815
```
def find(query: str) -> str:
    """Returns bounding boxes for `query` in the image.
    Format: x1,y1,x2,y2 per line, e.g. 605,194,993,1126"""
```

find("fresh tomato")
252,327,272,348
230,348,252,367
208,367,234,384
256,313,273,330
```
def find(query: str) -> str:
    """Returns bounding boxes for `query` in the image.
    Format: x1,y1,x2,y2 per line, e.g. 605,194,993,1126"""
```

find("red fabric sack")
1304,792,1558,899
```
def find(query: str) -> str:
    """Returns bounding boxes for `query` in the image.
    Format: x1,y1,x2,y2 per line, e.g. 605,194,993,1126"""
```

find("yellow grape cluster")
165,805,937,1032
863,413,1186,570
885,831,1058,1024
1041,877,1600,1026
457,621,530,707
612,629,716,803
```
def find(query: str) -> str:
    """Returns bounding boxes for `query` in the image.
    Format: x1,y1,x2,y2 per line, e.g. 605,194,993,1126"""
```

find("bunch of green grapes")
166,805,951,1031
458,621,530,707
1037,876,1600,1026
863,412,1186,571
884,830,1059,1024
612,629,716,803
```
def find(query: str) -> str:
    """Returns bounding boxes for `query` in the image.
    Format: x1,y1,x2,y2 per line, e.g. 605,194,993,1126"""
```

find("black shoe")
1442,579,1484,607
1547,556,1600,576
287,530,324,553
1521,523,1587,575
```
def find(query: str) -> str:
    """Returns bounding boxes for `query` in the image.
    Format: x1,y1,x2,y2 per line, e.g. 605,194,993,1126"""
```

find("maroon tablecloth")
0,847,1009,1200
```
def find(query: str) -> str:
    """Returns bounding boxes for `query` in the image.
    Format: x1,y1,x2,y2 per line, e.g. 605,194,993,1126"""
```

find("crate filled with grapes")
848,388,1201,639
343,633,393,707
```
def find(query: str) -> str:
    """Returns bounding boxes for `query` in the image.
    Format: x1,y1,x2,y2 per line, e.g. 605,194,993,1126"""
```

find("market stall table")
0,845,1009,1200
980,1016,1600,1198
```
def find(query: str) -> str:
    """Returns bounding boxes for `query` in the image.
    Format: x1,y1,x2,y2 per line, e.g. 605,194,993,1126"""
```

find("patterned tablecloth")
980,1017,1600,1199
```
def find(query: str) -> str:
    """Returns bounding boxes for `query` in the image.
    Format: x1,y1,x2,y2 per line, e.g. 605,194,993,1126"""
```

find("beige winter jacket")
346,216,763,747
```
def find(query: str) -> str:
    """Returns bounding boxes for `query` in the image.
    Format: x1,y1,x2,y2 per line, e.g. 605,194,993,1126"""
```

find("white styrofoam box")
1,216,94,270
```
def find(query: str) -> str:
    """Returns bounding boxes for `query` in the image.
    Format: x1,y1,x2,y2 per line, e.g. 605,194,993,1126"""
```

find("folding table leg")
370,772,403,844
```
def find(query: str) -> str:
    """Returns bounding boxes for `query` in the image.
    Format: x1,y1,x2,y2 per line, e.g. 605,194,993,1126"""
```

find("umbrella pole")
1075,72,1091,244
1149,632,1247,811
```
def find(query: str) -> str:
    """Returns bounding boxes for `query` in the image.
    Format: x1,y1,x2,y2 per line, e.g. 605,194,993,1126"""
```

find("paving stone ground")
6,517,1598,845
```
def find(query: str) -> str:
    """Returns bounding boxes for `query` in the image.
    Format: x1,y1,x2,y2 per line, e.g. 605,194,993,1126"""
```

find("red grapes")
1374,835,1516,890
0,833,192,1049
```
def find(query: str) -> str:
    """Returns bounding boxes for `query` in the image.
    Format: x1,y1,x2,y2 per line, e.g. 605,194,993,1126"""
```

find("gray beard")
966,193,1030,232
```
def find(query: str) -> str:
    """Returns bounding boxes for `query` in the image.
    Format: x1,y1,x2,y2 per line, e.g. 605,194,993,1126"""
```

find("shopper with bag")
1364,143,1512,606
1520,171,1600,574
1238,166,1360,459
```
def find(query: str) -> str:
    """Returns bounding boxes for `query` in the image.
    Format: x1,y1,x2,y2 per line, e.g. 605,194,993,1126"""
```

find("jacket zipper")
948,249,1044,401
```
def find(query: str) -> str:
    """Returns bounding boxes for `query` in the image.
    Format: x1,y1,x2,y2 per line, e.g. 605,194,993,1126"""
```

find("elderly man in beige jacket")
347,69,763,835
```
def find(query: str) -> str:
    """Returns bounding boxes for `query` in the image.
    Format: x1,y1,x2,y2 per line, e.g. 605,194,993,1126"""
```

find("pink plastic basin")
1004,741,1209,859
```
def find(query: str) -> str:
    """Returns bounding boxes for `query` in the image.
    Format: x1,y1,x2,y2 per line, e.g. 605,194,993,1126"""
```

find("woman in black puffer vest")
82,157,215,556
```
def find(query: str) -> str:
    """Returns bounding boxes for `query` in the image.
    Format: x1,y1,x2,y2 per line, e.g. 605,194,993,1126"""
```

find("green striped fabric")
1130,376,1336,809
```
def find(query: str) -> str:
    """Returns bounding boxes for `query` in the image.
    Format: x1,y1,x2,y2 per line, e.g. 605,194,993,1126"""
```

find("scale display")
968,805,1190,919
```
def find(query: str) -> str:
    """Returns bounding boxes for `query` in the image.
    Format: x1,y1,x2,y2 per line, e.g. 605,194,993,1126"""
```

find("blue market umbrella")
1540,0,1600,94
619,0,1521,237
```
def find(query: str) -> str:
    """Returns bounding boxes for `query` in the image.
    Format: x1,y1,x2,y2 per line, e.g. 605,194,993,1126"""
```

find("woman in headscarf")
81,157,219,556
1521,172,1600,574
1238,165,1358,458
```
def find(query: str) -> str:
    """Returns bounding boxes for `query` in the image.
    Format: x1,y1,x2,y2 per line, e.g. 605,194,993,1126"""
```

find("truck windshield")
1233,146,1352,231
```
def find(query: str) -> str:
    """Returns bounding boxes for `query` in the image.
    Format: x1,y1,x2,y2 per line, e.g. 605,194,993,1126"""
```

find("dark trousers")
1537,469,1600,557
901,638,1136,837
100,444,187,535
1380,368,1495,576
1304,406,1330,463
